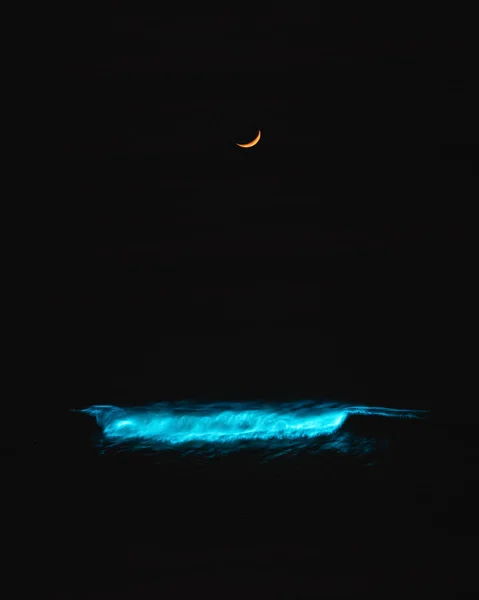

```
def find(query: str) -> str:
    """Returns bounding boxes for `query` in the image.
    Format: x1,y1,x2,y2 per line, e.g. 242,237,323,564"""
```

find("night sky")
53,10,445,405
26,7,478,598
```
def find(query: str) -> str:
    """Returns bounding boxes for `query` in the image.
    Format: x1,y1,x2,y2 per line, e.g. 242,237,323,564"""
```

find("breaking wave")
77,400,428,457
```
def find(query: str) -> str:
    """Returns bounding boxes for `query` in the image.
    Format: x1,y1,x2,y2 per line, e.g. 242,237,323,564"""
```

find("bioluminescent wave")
78,401,428,455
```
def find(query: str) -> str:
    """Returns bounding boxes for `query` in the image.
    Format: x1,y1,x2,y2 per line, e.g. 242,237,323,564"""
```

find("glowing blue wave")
78,401,428,452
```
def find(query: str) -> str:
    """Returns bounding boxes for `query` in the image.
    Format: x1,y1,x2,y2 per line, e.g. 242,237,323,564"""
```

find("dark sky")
45,8,475,411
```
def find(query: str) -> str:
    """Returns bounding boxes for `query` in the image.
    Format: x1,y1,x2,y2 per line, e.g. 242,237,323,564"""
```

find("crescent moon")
236,130,261,148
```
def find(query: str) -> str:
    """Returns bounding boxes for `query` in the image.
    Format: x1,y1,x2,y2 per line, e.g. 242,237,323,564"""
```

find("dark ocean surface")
25,392,453,598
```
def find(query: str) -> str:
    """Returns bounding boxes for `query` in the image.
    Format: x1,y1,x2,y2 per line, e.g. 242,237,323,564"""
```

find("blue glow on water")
79,401,428,455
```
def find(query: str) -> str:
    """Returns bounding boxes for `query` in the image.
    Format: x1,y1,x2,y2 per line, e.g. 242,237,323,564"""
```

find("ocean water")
66,398,435,529
43,396,446,596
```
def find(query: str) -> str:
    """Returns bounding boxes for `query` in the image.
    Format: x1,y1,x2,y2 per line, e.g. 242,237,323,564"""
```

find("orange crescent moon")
236,130,261,148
